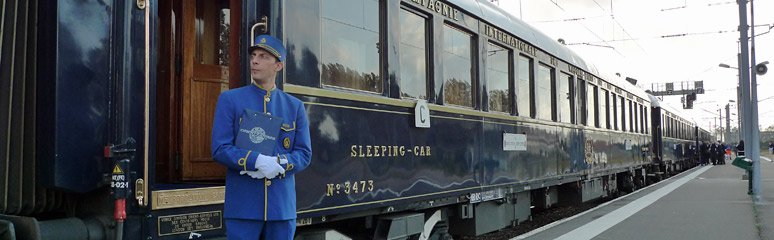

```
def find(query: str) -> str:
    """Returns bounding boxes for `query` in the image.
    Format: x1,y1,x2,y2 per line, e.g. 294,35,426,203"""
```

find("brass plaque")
158,211,222,236
152,187,225,210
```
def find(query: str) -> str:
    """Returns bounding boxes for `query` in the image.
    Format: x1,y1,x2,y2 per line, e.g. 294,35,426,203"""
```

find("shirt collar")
251,81,276,94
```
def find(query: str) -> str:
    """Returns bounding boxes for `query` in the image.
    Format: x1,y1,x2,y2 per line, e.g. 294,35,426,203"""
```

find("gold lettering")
407,0,460,21
366,146,372,157
358,145,364,157
381,146,387,157
426,146,431,156
351,145,357,157
326,184,334,196
399,146,406,156
414,146,420,156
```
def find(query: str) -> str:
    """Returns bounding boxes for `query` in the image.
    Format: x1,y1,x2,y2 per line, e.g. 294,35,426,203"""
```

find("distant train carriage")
0,0,707,239
649,95,701,178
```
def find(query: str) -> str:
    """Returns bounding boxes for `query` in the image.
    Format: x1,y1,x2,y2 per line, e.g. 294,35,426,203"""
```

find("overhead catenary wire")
540,0,625,57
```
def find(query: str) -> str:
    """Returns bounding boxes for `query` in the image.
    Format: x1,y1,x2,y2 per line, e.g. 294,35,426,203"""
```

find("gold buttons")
265,180,272,186
264,96,270,102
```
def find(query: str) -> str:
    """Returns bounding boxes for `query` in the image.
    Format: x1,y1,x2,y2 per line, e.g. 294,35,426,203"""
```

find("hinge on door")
174,151,181,170
175,54,182,76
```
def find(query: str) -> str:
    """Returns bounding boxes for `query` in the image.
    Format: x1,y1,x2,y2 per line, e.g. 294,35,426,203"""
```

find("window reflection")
487,43,510,113
536,64,553,120
195,0,230,66
399,9,428,99
587,85,597,127
321,0,381,93
517,56,532,117
442,25,474,108
557,73,571,123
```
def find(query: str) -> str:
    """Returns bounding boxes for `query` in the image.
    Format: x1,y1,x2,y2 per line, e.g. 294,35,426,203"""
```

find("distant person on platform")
211,34,312,239
700,141,709,166
709,142,720,165
720,141,727,164
769,142,773,155
737,140,745,157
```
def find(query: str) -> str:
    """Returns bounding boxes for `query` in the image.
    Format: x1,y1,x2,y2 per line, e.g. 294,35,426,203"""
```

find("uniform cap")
249,34,286,62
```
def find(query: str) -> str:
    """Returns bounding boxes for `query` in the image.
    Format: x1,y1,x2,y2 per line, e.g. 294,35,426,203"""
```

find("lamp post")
732,0,763,201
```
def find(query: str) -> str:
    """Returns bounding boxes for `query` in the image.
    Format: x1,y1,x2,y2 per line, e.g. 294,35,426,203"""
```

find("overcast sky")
494,0,774,133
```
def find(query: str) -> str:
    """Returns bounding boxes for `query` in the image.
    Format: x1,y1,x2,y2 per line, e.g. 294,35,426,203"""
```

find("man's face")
250,48,283,84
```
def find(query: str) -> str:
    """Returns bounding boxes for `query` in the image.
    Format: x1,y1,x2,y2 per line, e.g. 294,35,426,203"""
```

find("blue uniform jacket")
211,84,312,220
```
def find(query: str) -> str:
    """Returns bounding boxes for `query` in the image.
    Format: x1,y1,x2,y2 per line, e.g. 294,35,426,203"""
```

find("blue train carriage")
649,95,701,179
285,0,663,237
0,0,675,239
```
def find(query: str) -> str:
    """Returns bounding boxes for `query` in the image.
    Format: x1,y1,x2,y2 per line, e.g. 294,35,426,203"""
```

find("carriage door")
178,0,241,180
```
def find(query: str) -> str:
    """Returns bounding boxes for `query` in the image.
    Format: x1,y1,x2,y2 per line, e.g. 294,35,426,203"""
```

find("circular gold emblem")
283,137,291,149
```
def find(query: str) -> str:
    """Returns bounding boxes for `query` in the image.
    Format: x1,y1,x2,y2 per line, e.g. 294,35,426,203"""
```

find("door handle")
250,16,269,42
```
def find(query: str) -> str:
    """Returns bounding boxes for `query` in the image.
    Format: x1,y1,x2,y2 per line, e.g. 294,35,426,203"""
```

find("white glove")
254,154,285,179
239,170,265,179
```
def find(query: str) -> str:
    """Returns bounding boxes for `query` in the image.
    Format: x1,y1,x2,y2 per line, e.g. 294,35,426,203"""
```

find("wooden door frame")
157,0,242,182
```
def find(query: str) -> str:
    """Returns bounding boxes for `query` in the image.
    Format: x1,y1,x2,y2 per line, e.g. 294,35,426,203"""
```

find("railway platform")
515,152,774,240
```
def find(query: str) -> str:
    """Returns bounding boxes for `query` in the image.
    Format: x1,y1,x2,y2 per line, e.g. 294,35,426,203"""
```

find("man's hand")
254,154,285,179
239,170,265,179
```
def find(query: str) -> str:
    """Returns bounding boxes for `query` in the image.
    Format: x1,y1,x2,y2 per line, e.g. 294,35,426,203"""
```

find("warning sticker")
113,164,123,174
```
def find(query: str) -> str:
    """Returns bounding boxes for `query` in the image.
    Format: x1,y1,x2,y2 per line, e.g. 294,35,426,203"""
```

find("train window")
557,73,572,123
399,8,429,99
600,89,609,129
641,105,645,133
626,100,637,132
611,94,618,130
486,42,512,113
195,0,230,66
634,102,639,133
644,107,649,134
632,102,639,133
578,81,587,125
640,104,645,133
536,63,554,121
442,24,475,108
670,118,675,137
517,55,533,117
587,84,598,127
321,0,382,93
619,96,626,131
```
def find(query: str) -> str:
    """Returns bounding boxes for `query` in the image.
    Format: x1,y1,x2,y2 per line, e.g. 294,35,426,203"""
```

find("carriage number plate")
469,189,503,203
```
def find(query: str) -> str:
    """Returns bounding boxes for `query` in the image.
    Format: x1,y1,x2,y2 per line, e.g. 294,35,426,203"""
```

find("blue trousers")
226,219,295,240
